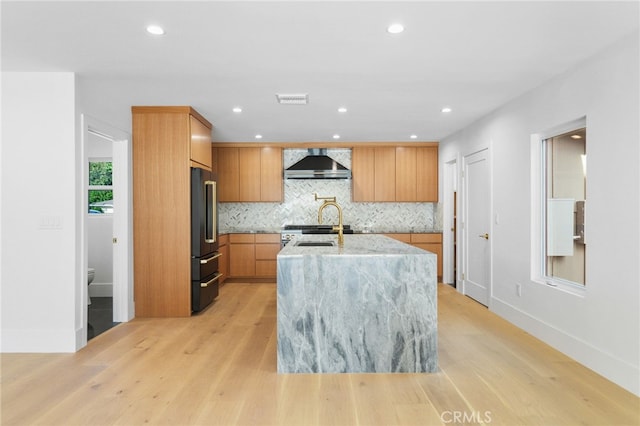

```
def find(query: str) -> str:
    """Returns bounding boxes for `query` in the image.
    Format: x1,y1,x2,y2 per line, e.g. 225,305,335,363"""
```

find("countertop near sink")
277,234,438,373
218,227,442,235
279,234,429,256
219,227,282,234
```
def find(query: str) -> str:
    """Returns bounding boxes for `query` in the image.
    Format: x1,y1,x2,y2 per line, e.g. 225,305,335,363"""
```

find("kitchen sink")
295,241,336,247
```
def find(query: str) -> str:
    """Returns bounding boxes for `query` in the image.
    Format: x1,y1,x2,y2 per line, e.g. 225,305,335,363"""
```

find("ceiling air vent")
276,93,309,105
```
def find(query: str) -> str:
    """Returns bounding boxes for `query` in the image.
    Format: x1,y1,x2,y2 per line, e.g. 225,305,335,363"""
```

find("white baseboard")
1,328,76,352
89,282,113,297
491,296,640,397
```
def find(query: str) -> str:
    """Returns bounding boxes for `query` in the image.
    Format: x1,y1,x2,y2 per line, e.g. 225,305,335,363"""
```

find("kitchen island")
277,234,437,374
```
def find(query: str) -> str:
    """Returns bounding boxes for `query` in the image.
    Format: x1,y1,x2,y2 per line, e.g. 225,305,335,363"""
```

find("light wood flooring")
2,283,638,425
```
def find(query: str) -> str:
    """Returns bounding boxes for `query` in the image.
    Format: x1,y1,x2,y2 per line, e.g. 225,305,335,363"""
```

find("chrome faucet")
314,193,344,246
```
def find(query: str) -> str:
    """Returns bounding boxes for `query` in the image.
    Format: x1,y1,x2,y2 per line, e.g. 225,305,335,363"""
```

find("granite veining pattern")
277,234,438,374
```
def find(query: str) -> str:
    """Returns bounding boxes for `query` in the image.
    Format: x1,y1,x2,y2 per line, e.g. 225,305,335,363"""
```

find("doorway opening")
80,114,134,348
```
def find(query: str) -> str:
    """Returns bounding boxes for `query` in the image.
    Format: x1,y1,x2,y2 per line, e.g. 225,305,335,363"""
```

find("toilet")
88,268,95,305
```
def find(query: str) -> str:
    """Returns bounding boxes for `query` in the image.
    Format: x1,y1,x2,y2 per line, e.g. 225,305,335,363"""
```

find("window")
542,127,586,286
88,160,113,214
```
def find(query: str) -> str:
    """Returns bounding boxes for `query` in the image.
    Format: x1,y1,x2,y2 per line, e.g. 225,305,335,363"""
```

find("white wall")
440,32,639,395
1,72,80,352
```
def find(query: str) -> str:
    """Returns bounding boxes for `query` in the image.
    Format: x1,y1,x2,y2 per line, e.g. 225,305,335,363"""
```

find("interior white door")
463,149,490,306
111,138,134,322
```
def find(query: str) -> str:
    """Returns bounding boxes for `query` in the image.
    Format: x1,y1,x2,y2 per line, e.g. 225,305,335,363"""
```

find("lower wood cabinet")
218,234,229,285
384,233,443,280
229,233,280,279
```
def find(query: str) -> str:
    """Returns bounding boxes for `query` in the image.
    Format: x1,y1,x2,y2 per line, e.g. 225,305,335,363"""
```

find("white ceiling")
2,1,639,142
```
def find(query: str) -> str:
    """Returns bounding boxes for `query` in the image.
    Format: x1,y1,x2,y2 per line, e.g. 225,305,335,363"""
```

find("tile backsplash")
218,148,441,232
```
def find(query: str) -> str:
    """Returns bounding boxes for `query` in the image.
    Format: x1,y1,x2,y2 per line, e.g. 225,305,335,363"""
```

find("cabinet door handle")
200,252,222,264
478,233,489,240
201,272,222,288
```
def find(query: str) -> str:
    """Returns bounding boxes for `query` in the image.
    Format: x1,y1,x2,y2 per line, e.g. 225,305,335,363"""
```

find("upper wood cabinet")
416,147,438,201
352,145,438,202
217,146,283,202
352,147,375,201
189,115,212,169
131,106,213,317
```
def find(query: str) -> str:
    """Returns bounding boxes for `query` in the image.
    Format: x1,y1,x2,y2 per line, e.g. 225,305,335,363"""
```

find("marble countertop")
277,233,438,373
278,234,431,257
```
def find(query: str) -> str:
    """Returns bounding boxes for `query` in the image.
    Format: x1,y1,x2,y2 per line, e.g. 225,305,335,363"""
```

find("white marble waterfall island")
277,234,438,374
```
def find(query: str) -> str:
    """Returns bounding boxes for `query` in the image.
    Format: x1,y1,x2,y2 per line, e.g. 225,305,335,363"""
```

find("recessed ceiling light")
146,25,165,35
571,134,582,139
332,134,340,139
232,107,242,113
338,107,347,113
387,24,404,34
441,107,452,113
255,134,263,139
410,134,417,139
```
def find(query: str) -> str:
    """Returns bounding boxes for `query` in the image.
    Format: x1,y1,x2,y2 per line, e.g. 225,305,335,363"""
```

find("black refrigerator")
191,167,221,312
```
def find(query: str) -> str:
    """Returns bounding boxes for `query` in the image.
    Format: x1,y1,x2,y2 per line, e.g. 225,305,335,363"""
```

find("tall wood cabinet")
132,106,213,317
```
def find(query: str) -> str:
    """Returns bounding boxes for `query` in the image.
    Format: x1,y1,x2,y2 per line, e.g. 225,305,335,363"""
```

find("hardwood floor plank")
2,282,638,426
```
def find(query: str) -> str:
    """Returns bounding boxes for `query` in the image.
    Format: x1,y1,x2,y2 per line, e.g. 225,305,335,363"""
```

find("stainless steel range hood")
284,149,351,179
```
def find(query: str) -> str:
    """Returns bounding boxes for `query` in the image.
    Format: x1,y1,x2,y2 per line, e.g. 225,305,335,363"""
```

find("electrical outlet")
516,283,522,297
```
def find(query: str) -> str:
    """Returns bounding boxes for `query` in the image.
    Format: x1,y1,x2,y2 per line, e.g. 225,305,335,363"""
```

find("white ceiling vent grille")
276,93,309,105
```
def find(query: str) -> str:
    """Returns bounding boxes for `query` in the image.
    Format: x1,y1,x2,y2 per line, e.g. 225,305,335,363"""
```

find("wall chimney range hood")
284,148,351,179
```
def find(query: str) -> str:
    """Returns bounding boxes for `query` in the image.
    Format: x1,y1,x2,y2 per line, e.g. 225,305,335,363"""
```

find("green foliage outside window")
89,161,112,185
89,161,113,213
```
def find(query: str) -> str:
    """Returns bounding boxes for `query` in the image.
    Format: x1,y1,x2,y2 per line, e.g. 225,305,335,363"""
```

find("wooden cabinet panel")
218,148,240,202
229,233,255,243
352,148,375,201
132,106,212,317
218,147,283,202
218,235,229,285
416,147,438,202
228,233,279,279
255,260,277,277
189,115,212,169
255,243,281,260
230,243,255,277
352,145,438,203
239,147,261,201
374,147,396,201
384,233,412,243
260,147,283,202
410,233,442,244
211,147,219,174
396,147,417,202
255,233,280,244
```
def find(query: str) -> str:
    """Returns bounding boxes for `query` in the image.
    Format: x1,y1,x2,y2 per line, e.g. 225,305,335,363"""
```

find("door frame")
461,147,493,306
78,114,133,349
442,157,459,285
